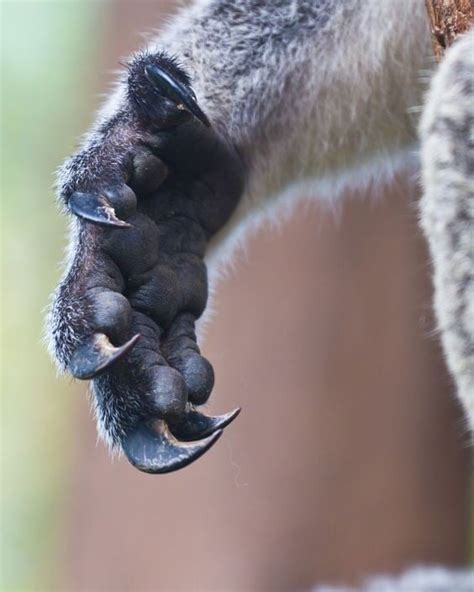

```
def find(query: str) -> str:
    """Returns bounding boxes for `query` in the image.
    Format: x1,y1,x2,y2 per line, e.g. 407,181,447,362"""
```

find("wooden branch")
425,0,474,61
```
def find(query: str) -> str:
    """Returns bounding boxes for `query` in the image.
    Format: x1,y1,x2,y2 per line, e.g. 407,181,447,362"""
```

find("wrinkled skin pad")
49,52,244,473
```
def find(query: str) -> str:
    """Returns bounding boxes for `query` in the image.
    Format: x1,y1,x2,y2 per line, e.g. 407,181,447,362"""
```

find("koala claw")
122,419,223,474
144,63,210,127
168,406,241,442
69,191,132,228
69,333,141,380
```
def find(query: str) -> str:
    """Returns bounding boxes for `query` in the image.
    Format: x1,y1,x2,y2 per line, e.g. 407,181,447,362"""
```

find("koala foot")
48,51,244,473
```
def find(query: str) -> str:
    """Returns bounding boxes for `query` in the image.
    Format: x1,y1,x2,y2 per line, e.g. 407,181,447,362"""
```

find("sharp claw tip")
198,111,211,128
69,332,140,380
128,333,142,346
168,406,241,442
111,219,132,228
214,406,241,428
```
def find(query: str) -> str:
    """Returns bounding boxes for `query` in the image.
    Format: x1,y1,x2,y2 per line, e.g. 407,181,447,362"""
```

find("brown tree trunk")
425,0,474,61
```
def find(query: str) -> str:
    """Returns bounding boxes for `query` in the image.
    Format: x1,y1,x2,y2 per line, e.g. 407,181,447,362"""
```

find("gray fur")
157,0,430,266
316,566,474,591
92,0,431,273
420,28,474,432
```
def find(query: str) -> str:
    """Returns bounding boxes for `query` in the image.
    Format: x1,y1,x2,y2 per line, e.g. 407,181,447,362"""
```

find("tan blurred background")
1,1,472,591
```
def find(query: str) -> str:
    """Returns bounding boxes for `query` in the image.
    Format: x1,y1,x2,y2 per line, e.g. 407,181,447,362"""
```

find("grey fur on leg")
97,0,431,280
420,28,474,432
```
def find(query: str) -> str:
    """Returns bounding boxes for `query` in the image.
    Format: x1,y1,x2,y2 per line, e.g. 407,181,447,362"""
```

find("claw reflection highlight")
69,192,131,228
122,419,222,474
69,333,140,380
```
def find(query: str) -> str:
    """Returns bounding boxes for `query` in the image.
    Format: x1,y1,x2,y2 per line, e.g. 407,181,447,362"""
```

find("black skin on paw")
49,51,244,473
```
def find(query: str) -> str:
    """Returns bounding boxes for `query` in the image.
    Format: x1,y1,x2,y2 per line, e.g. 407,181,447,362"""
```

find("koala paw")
48,51,244,473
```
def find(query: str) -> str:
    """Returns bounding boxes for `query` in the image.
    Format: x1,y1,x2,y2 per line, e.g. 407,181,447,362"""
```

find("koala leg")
47,51,244,473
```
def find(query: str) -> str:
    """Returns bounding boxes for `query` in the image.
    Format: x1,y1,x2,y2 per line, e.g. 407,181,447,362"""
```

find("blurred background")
1,1,472,591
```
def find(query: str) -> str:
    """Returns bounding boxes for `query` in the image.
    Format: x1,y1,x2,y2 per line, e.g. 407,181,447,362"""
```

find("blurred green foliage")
1,2,106,589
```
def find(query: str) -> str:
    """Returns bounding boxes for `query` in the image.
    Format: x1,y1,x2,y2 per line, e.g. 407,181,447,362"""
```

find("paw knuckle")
147,366,187,416
91,291,132,339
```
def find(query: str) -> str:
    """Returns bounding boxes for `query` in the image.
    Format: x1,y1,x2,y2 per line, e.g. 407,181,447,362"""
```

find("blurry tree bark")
425,0,474,61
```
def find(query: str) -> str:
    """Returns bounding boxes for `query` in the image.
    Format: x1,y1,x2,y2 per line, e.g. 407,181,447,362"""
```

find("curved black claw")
168,407,241,442
69,333,140,380
122,419,223,474
69,192,131,228
144,63,211,128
